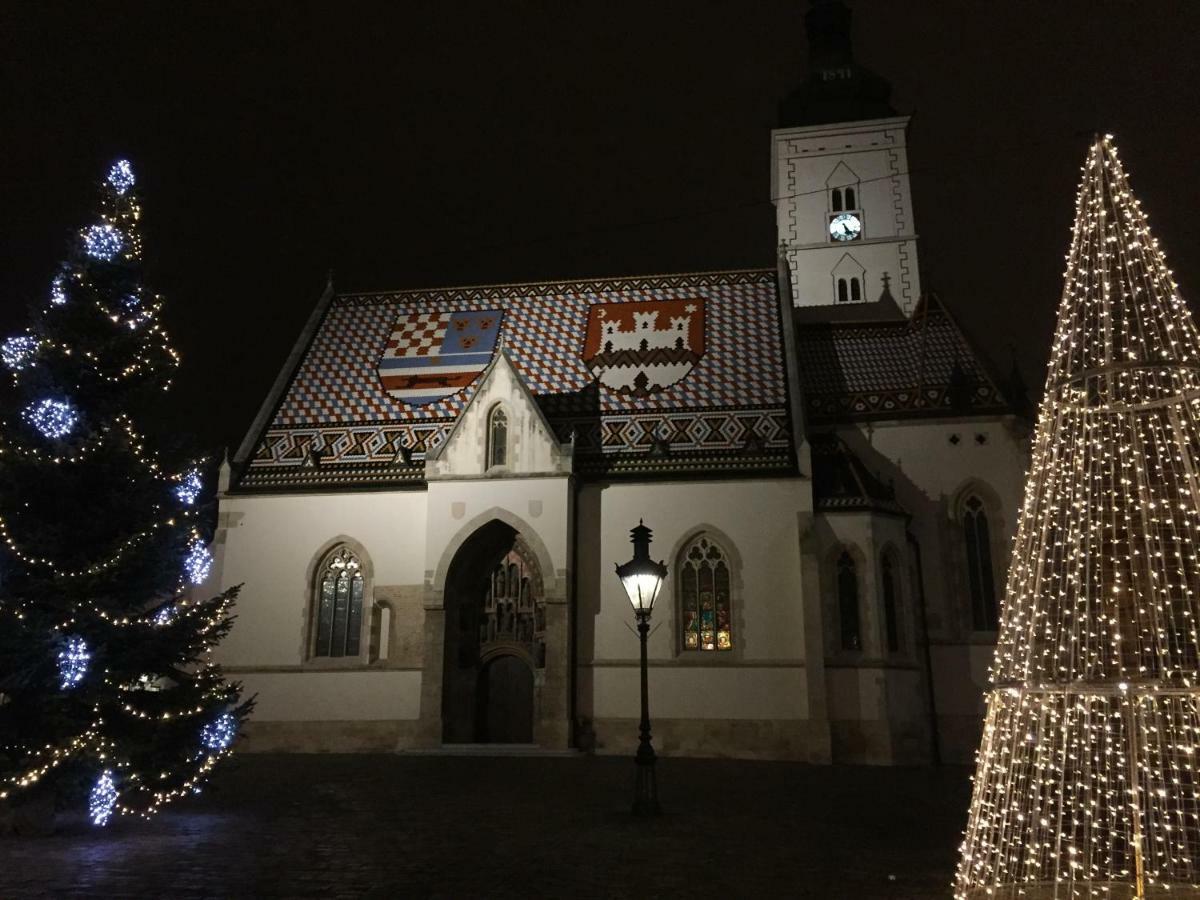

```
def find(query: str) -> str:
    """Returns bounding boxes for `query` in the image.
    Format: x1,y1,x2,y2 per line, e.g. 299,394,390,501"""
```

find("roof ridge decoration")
236,267,793,491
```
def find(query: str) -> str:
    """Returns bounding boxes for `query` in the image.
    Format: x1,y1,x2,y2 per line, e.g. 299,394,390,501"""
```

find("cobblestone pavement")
0,754,970,899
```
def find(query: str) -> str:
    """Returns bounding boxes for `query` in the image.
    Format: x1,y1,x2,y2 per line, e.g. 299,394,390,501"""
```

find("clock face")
829,213,862,242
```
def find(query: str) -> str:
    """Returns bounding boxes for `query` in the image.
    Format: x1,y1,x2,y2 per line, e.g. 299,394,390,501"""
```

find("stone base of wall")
831,718,933,766
241,720,422,753
589,717,832,763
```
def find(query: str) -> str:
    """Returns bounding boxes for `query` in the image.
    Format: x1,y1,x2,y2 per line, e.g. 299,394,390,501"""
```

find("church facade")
208,0,1030,765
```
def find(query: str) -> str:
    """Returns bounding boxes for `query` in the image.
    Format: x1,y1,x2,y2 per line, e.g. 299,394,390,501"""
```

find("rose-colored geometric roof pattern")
238,269,795,490
795,294,1017,422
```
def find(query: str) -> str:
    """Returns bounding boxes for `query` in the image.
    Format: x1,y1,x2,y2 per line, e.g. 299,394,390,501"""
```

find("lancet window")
488,405,508,470
837,551,861,651
313,547,365,658
679,534,733,651
963,495,998,630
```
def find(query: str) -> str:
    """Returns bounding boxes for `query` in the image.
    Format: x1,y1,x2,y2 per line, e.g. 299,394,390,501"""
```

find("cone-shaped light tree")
0,161,250,829
957,136,1200,898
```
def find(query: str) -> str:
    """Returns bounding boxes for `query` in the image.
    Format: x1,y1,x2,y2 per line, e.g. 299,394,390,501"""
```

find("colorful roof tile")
795,294,1015,422
237,269,795,490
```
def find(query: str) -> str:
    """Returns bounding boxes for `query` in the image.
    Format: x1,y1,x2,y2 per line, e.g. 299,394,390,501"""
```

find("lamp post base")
633,749,660,817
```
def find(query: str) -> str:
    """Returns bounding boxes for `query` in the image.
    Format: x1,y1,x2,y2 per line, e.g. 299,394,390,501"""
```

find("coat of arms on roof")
377,309,503,406
581,298,706,398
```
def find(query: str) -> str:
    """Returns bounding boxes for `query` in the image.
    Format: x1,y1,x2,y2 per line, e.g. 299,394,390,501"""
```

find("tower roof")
778,0,896,128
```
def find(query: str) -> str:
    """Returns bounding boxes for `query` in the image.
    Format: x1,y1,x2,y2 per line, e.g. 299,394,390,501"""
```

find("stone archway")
440,520,546,744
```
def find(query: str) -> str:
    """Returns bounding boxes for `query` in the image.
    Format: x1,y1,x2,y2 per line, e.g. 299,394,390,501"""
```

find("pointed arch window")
963,496,998,630
679,534,733,651
881,553,900,652
487,405,508,470
314,547,365,658
837,551,861,651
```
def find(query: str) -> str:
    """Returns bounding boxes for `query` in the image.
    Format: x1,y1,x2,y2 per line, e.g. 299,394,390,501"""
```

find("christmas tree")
0,160,249,831
957,136,1200,898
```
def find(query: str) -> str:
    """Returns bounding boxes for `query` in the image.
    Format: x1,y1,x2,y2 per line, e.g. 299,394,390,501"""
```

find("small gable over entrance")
426,351,572,479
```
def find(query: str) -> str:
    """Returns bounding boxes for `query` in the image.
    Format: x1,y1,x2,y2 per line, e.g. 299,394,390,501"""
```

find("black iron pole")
633,613,660,816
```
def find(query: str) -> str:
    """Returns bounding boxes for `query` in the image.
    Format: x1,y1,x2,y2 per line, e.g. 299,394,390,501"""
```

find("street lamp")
615,519,667,817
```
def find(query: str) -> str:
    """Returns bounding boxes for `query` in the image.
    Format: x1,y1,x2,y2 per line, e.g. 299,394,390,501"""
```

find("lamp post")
615,519,667,817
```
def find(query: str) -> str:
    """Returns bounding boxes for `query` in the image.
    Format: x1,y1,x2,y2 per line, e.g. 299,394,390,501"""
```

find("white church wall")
210,488,431,751
239,671,421,721
214,489,428,667
831,415,1029,761
424,477,572,597
577,477,828,760
815,509,930,764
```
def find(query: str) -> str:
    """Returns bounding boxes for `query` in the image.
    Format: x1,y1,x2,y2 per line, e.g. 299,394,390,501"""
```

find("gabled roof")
794,294,1016,423
236,269,796,492
809,433,905,515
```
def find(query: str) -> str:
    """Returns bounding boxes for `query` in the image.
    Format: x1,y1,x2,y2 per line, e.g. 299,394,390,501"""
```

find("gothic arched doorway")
441,520,546,744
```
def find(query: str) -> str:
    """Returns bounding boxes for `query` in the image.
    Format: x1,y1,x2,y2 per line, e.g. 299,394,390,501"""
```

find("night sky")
2,1,1198,453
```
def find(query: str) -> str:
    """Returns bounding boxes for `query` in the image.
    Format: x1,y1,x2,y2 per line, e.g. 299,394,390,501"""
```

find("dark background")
2,1,1197,452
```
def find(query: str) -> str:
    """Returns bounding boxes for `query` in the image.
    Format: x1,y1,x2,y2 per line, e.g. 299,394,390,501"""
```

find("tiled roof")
795,294,1014,422
237,269,796,491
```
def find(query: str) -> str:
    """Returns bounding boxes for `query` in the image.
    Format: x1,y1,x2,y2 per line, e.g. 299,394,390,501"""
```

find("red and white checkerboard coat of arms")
582,298,706,397
377,310,503,405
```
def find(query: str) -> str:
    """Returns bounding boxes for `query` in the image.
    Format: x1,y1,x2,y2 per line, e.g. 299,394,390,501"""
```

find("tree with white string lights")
957,135,1200,898
0,160,250,832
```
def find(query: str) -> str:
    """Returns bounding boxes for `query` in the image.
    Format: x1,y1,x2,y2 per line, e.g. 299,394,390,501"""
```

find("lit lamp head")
615,520,668,619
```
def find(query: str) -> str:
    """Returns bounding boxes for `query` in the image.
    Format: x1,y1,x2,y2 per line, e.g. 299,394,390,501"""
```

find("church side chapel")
208,0,1031,765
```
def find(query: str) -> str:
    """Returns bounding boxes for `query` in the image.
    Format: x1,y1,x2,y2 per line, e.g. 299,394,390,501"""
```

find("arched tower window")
679,534,733,651
314,546,365,658
844,186,856,210
850,277,862,303
487,405,508,470
963,495,998,630
837,551,860,651
831,188,843,212
837,278,849,303
881,553,900,652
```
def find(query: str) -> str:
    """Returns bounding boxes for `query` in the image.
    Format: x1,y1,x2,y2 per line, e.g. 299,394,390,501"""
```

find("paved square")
0,755,970,898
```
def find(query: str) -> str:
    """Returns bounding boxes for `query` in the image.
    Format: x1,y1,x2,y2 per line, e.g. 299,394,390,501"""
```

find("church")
208,0,1031,765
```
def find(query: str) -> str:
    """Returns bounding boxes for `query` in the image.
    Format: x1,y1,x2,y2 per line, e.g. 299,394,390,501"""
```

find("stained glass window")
963,495,998,630
882,554,900,652
313,547,364,658
488,406,508,469
679,534,732,651
837,551,860,651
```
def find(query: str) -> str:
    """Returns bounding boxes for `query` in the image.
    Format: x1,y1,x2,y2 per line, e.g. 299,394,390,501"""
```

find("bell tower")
772,0,921,314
